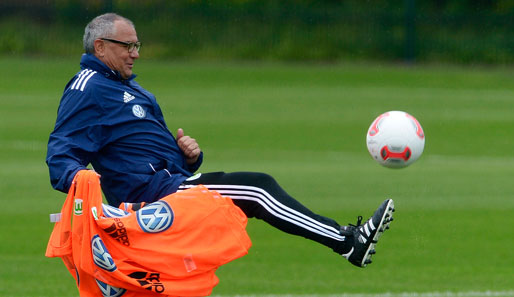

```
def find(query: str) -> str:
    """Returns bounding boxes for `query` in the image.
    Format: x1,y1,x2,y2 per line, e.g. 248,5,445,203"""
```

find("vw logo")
136,201,174,233
91,235,117,272
102,204,130,218
95,279,126,297
132,104,146,118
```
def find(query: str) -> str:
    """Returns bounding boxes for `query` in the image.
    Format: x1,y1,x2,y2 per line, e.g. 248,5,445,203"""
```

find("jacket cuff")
187,152,203,173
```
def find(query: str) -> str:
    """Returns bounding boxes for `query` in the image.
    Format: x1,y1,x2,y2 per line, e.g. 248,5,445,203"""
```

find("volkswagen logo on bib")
136,201,174,233
102,204,130,218
95,279,126,297
91,235,117,272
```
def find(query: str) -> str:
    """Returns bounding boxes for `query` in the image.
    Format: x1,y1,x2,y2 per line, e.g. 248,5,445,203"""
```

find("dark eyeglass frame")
100,38,141,53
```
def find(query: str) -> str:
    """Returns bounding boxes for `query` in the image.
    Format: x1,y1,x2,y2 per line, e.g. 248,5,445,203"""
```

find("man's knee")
243,172,277,189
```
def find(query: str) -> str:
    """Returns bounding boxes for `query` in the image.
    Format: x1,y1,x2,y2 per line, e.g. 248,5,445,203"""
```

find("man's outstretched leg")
179,171,394,267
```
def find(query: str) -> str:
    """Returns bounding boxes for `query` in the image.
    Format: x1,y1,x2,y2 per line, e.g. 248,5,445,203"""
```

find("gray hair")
83,13,135,54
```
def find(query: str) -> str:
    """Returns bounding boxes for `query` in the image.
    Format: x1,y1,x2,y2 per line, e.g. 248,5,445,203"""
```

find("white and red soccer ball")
366,111,425,168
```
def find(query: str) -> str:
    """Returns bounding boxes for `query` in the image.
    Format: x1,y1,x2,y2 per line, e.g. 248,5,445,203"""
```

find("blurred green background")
1,0,514,64
0,1,513,297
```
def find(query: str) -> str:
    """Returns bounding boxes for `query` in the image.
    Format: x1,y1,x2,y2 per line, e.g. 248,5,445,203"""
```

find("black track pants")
179,171,346,254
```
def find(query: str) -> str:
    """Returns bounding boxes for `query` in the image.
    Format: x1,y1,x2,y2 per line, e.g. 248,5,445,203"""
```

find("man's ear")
94,39,105,57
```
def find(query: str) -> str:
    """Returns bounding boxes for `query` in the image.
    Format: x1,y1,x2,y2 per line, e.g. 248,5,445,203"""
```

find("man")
47,13,394,269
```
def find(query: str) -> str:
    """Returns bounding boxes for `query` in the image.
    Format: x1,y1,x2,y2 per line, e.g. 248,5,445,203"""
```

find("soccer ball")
366,111,425,168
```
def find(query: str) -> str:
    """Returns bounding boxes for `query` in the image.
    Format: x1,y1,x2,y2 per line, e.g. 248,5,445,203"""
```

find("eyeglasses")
100,38,141,53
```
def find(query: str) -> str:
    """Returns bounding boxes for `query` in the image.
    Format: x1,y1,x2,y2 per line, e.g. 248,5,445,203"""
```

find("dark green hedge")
1,0,513,64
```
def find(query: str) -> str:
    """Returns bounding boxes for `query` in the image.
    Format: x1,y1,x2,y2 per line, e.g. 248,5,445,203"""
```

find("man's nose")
130,48,139,59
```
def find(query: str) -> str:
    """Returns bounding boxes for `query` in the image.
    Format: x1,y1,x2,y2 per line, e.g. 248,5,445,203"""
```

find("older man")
47,13,394,269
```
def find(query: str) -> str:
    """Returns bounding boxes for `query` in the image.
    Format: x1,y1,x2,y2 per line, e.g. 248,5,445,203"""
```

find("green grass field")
0,57,513,297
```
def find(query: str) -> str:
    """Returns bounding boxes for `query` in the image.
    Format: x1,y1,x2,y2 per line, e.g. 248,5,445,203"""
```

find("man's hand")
176,128,201,165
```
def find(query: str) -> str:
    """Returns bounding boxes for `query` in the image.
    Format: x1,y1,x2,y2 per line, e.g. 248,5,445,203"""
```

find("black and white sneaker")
340,199,395,268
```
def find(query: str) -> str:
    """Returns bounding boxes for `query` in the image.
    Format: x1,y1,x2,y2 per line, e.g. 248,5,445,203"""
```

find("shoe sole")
361,199,395,267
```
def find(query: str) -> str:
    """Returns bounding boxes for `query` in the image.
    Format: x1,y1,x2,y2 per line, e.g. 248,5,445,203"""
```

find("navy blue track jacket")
46,54,203,206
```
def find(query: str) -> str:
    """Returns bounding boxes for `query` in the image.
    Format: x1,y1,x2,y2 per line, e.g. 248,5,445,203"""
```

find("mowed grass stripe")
214,292,514,297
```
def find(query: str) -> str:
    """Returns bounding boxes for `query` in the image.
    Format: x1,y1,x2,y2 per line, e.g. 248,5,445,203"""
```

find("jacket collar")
80,53,137,82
